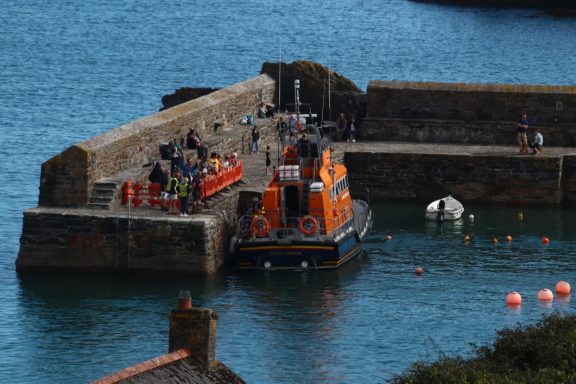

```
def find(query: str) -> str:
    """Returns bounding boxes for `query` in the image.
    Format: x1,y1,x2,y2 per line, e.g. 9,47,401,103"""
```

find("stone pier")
17,72,576,274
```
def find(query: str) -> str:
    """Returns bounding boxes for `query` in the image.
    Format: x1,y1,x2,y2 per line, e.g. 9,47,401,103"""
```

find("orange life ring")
252,216,270,238
299,215,318,236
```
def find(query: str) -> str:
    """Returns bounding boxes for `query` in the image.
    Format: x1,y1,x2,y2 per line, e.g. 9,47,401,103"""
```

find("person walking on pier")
516,114,529,153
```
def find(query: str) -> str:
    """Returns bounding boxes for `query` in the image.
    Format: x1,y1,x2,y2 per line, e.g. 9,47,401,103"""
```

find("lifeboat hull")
234,200,373,271
235,232,362,271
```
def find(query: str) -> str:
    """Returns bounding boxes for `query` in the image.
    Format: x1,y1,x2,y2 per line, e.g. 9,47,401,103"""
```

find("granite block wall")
17,208,235,273
362,81,576,146
344,152,565,205
562,155,576,205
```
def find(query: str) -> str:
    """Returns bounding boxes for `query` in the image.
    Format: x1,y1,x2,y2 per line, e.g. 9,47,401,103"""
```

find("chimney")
169,291,218,367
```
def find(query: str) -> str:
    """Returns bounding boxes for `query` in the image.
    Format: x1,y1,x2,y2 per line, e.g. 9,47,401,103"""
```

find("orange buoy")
506,235,512,242
386,235,393,241
415,267,423,276
506,292,522,306
556,281,571,295
492,237,498,244
464,234,471,242
542,237,550,244
537,288,554,302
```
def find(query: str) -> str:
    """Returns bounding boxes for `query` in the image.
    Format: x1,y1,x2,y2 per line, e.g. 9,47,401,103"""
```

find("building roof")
92,348,245,384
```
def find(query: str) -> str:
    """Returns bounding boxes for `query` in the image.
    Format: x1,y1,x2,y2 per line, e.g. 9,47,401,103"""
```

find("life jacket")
166,177,178,194
178,179,189,197
208,158,219,173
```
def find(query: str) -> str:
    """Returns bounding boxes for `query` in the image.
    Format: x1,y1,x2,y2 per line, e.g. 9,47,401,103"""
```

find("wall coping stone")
368,80,576,94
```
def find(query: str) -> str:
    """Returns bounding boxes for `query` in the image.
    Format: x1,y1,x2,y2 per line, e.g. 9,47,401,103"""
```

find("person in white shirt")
530,128,544,155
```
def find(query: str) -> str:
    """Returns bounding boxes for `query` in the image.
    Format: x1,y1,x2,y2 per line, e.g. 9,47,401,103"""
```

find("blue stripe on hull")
236,232,361,270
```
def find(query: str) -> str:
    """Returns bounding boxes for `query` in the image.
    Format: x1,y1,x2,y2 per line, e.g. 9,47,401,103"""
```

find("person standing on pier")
166,172,179,214
336,112,347,142
530,127,544,155
348,116,358,142
276,117,287,145
265,145,271,175
177,173,191,216
516,113,529,153
251,125,260,154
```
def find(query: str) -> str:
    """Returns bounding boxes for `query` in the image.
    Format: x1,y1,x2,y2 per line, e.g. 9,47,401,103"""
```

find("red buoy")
506,292,522,306
556,281,571,295
537,288,554,302
386,235,393,241
542,237,550,244
415,267,423,276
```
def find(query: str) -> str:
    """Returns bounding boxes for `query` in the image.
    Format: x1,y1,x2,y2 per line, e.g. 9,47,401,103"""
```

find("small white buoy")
468,214,474,220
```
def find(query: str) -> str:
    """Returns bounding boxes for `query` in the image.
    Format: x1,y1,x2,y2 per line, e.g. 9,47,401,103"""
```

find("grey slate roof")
119,357,245,384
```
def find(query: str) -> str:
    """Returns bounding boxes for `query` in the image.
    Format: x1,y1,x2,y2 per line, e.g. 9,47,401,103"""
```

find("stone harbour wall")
39,74,276,207
345,152,565,205
17,208,235,273
562,155,576,205
362,81,576,146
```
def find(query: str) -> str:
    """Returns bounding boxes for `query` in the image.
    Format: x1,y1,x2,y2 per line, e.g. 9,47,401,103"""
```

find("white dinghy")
425,195,464,221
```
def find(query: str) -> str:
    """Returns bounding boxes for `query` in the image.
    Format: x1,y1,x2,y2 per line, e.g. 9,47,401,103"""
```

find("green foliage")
392,314,576,384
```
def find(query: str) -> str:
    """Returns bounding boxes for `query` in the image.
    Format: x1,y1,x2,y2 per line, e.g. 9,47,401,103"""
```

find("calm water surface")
1,0,576,382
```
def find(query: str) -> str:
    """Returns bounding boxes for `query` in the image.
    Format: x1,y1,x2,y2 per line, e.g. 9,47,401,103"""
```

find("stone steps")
87,181,118,210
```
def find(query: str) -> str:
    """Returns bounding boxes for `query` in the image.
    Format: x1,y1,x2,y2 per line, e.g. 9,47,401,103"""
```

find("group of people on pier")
149,128,240,216
516,113,544,155
335,112,359,143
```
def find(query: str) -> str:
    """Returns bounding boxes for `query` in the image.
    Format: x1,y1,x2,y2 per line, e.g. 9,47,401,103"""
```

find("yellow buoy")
518,212,524,221
506,235,512,242
464,234,471,242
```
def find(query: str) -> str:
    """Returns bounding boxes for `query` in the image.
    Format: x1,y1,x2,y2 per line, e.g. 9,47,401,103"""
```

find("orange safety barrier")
132,183,144,207
122,180,135,205
148,183,162,207
121,160,243,209
201,160,243,199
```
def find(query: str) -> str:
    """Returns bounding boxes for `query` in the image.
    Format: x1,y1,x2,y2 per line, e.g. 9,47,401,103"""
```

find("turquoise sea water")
1,0,576,383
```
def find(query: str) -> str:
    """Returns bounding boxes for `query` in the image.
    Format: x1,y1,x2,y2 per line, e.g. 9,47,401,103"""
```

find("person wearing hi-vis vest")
165,172,179,214
177,174,191,216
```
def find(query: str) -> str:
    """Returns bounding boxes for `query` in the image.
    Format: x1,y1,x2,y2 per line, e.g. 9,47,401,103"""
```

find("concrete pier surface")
336,141,576,157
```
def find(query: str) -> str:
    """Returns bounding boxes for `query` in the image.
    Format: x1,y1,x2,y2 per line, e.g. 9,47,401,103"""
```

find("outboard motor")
437,199,446,222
